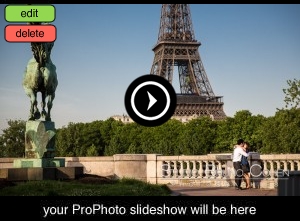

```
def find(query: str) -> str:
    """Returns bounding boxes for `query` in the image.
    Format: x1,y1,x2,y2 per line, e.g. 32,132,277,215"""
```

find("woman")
241,142,251,189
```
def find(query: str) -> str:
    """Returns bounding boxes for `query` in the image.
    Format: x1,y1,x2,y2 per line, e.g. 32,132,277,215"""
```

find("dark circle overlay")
124,75,177,127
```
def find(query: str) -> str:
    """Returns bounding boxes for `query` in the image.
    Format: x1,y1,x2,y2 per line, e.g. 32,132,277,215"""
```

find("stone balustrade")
258,154,300,189
156,153,261,188
1,153,299,189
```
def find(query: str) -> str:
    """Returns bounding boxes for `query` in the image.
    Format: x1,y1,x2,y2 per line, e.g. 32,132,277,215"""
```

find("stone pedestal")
13,158,65,168
25,120,56,158
0,167,84,181
8,120,81,181
14,120,65,168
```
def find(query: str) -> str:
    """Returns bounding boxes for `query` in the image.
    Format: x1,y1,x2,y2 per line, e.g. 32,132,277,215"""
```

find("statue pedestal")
25,120,56,159
6,121,81,181
13,158,65,168
14,120,65,168
0,167,84,181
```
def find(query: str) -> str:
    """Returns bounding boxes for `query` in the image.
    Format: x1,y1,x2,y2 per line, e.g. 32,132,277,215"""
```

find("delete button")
5,25,56,42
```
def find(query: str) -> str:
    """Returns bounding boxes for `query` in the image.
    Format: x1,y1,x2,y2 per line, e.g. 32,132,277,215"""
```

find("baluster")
269,161,274,179
173,161,178,178
275,161,280,170
289,160,295,171
262,161,268,178
216,161,223,179
167,161,172,178
161,161,167,178
274,160,279,177
296,160,300,171
198,161,203,178
179,161,184,178
186,161,192,178
192,161,197,178
210,161,216,179
204,160,210,179
283,161,288,171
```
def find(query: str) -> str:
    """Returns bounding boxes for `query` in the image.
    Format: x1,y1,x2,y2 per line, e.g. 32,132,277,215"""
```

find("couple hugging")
232,139,251,190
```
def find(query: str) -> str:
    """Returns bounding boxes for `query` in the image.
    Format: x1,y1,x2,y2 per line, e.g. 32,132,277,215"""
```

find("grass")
0,176,173,196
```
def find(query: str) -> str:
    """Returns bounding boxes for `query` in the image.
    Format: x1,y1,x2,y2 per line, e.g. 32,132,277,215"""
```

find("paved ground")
168,185,278,196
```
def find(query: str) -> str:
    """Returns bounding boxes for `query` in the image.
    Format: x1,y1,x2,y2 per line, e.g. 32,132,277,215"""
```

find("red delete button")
5,25,56,42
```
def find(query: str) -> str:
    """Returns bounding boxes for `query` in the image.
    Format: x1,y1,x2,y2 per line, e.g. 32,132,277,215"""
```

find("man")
232,139,249,190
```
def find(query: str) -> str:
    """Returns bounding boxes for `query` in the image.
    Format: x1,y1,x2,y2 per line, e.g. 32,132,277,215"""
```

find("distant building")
111,114,134,124
111,114,214,124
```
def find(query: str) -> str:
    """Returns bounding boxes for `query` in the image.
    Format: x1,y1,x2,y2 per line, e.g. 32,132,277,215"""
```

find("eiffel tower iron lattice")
150,4,226,120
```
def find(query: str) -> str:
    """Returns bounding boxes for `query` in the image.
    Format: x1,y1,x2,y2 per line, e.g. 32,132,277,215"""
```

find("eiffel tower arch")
150,4,226,121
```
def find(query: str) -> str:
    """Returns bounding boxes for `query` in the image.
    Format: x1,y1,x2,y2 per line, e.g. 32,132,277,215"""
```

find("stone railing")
259,154,300,189
155,153,300,189
156,153,261,188
1,153,299,189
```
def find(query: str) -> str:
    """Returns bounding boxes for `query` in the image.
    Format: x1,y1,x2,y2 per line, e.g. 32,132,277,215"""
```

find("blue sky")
0,4,300,132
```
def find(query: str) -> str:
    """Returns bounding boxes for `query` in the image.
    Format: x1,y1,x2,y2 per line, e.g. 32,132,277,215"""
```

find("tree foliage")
259,108,300,153
178,117,217,155
283,78,300,109
0,119,25,157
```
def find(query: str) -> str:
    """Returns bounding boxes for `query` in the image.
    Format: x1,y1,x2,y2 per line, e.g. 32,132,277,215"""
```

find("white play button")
147,91,157,111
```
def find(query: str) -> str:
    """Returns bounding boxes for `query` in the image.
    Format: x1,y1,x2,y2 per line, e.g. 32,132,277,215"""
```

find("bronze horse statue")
22,40,58,121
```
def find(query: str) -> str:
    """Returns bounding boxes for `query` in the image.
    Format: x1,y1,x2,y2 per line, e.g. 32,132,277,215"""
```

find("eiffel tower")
150,4,226,120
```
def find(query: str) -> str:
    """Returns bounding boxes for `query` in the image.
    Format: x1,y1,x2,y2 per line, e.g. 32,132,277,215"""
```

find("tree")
283,78,300,109
214,117,235,153
155,119,183,155
100,118,123,152
55,122,84,157
138,126,158,154
0,119,26,157
259,109,300,153
178,117,217,155
80,121,104,156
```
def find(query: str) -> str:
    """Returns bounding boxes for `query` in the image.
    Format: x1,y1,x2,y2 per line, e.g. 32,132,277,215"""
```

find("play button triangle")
147,91,157,111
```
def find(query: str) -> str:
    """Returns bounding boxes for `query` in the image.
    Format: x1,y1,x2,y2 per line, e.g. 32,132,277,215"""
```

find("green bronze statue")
22,23,58,121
